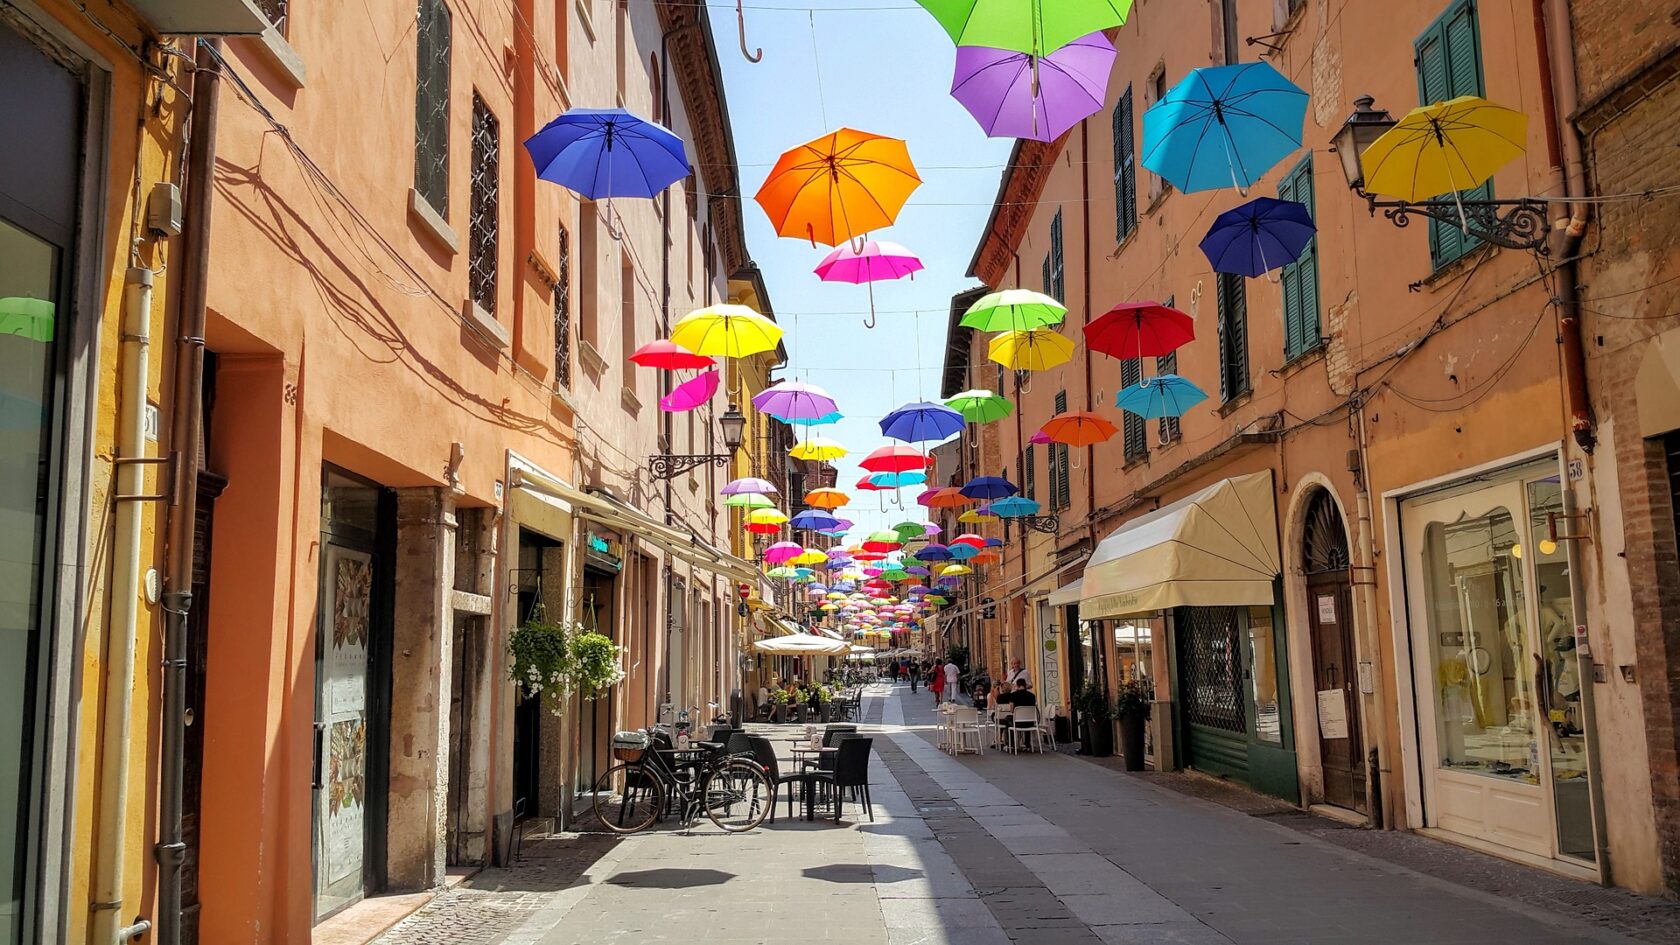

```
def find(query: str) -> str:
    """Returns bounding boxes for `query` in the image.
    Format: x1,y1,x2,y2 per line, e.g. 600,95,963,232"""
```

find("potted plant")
508,617,577,714
1075,680,1114,757
816,684,835,722
771,688,791,723
1113,677,1152,771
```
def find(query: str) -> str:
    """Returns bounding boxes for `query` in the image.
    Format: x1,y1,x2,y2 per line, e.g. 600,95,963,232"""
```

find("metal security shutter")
1175,606,1250,780
1415,0,1490,268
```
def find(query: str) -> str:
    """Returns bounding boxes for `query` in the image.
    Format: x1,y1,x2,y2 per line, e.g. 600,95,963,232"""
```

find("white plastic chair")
1039,704,1059,748
952,706,986,755
1008,706,1047,754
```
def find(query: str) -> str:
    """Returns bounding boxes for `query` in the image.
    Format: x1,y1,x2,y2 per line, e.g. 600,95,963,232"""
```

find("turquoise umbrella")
1141,62,1308,193
1114,374,1208,419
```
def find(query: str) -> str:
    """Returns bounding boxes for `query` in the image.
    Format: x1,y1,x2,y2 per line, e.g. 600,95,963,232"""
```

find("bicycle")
592,730,772,834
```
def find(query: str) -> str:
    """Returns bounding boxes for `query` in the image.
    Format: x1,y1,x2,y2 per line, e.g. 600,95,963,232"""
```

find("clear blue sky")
707,0,1012,540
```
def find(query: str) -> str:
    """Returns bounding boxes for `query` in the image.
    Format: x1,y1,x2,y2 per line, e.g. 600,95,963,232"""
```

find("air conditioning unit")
126,0,270,35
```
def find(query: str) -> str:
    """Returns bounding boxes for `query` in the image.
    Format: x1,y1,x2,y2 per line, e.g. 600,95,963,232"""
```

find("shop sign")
586,531,623,571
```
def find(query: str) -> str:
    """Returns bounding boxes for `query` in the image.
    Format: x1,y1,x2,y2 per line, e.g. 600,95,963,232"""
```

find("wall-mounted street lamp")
1020,514,1060,534
1332,95,1550,252
649,403,747,480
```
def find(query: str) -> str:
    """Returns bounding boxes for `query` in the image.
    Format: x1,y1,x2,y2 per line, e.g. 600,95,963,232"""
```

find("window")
615,0,628,101
467,93,499,315
649,53,661,122
1049,390,1071,510
1147,66,1173,202
1042,210,1065,303
1217,272,1249,402
1120,358,1147,463
1278,157,1321,359
1218,0,1240,64
553,0,569,85
256,0,288,34
414,0,451,216
1415,0,1489,268
1112,86,1136,243
683,178,697,292
1022,445,1037,502
578,201,598,346
1155,351,1180,443
554,225,571,389
621,259,636,392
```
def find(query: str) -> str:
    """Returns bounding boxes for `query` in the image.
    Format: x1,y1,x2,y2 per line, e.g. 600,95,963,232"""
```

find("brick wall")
1568,0,1680,105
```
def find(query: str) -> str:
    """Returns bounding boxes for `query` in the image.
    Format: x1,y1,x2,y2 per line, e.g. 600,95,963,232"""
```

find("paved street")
370,685,1678,945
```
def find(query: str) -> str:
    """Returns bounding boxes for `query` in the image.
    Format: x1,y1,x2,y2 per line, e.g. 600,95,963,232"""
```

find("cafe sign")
585,530,624,572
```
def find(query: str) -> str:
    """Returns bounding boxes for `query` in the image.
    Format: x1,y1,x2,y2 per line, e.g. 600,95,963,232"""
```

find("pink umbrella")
813,240,924,329
764,541,804,564
659,369,718,412
1028,429,1052,445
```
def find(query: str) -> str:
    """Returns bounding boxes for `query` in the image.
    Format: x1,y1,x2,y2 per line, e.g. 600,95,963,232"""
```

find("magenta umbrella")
764,541,804,564
951,32,1116,143
815,240,924,329
658,369,718,412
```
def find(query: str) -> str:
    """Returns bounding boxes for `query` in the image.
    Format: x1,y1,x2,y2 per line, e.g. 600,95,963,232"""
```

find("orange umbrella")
753,128,922,247
805,488,851,509
1041,411,1119,446
924,487,973,509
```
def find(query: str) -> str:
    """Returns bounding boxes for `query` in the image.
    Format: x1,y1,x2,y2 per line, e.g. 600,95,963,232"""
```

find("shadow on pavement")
605,868,736,889
803,863,923,884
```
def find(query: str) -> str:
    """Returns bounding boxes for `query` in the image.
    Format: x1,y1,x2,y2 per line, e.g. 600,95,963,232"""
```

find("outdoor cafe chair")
952,706,985,755
807,736,875,823
1008,706,1047,754
745,734,784,823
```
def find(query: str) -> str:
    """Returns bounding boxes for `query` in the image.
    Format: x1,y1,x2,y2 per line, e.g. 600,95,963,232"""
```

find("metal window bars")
468,94,499,315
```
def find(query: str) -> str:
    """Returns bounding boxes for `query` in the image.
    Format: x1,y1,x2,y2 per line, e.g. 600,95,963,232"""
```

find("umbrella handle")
863,281,877,329
736,0,763,63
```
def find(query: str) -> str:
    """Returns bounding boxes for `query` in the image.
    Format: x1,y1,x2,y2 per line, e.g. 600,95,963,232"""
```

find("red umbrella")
1084,301,1195,361
951,533,987,548
1042,411,1119,447
924,487,973,509
855,476,893,492
630,339,716,370
860,445,929,473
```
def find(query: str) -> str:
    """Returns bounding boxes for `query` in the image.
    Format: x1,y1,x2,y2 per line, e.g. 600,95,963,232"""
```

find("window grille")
554,225,571,389
256,0,288,32
414,0,451,215
468,94,499,315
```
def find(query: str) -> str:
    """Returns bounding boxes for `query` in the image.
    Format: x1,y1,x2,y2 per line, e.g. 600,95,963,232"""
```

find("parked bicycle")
592,730,771,833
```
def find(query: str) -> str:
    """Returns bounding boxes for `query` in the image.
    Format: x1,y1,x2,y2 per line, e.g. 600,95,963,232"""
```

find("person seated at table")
1006,678,1037,709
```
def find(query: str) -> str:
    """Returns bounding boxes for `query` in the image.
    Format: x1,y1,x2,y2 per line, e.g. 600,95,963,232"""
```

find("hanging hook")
863,309,878,330
736,0,763,62
863,280,878,329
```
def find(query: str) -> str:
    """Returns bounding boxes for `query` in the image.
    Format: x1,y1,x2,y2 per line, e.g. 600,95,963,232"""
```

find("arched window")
1301,488,1350,575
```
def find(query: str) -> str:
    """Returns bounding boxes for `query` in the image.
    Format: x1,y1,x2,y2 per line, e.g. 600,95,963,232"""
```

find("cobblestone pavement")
368,684,1678,945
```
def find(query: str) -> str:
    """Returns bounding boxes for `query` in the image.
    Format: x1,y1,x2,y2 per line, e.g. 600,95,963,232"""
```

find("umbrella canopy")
753,128,921,246
1361,95,1527,202
764,542,804,564
863,531,904,552
945,389,1014,424
924,486,973,508
790,509,842,532
523,107,689,199
1084,301,1195,361
630,339,714,370
952,533,986,548
951,32,1116,142
657,369,718,412
940,564,975,577
748,508,789,527
670,304,783,358
753,380,839,421
988,329,1075,371
722,477,778,496
892,521,928,540
724,492,776,509
990,496,1043,518
860,445,930,473
753,633,849,655
880,401,966,444
960,288,1067,333
870,470,929,488
814,240,925,284
1028,429,1052,445
913,0,1133,55
791,549,830,566
1199,197,1316,277
915,543,953,561
1115,374,1209,419
960,476,1019,500
765,566,799,579
958,508,1000,524
1141,62,1309,193
789,437,848,461
788,411,844,426
1041,411,1119,446
805,488,851,509
855,476,892,492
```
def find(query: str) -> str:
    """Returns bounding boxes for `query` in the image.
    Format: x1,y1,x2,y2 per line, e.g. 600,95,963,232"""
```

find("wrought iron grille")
554,226,571,389
1176,607,1246,734
468,94,499,315
1302,489,1350,575
413,0,451,216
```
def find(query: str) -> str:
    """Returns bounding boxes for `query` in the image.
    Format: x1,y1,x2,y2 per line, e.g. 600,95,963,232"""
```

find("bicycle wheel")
702,759,772,832
592,761,665,834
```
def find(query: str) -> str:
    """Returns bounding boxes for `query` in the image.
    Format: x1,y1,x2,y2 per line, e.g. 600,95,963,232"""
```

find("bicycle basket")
611,730,650,762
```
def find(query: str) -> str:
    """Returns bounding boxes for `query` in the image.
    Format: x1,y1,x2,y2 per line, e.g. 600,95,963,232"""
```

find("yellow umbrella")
805,488,851,509
748,508,789,526
791,549,829,566
1360,96,1527,202
670,304,784,359
789,437,848,462
939,564,974,576
988,329,1074,371
958,509,999,524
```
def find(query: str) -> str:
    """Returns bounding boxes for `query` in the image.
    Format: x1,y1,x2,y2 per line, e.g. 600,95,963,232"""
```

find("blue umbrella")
524,107,690,199
915,543,953,562
984,537,1004,548
870,470,929,488
1199,197,1315,277
948,542,980,560
990,496,1042,518
880,401,966,444
1141,62,1308,194
790,509,841,531
1115,374,1209,419
960,476,1019,500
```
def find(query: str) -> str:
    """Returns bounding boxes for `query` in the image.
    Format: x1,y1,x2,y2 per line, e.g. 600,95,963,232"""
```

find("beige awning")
753,633,850,655
1080,471,1280,619
1047,578,1083,607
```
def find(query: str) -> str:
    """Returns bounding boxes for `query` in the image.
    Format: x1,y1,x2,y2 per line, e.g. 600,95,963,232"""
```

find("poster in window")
325,718,367,883
327,547,372,714
1317,688,1350,740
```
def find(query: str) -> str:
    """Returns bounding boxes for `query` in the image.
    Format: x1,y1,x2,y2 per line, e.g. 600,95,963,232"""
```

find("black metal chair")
810,736,874,823
745,734,783,823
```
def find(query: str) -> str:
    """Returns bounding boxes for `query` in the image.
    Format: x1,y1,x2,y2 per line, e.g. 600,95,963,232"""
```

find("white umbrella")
753,633,850,656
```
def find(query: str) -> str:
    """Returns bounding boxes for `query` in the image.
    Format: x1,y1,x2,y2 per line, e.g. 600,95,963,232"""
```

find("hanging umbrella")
971,550,1002,565
893,521,929,540
753,380,840,421
790,509,842,532
670,304,783,358
988,329,1074,371
863,531,904,552
960,476,1019,500
913,0,1133,55
815,240,926,329
788,411,844,427
1115,374,1209,419
915,543,953,561
791,549,831,566
765,566,799,579
860,445,930,473
960,288,1067,333
870,470,929,488
523,107,689,199
914,487,941,506
880,401,966,444
855,476,893,492
0,297,54,343
630,339,714,370
1199,197,1316,277
805,488,851,509
764,541,805,564
789,437,848,462
754,128,921,247
722,477,778,496
657,369,719,412
940,564,975,577
944,389,1014,424
951,32,1116,142
1361,95,1527,207
1141,61,1309,193
1041,411,1118,446
1028,429,1052,445
1084,301,1195,361
924,487,973,508
748,508,789,528
958,508,1001,524
990,496,1043,518
984,537,1004,548
952,533,986,548
724,492,776,509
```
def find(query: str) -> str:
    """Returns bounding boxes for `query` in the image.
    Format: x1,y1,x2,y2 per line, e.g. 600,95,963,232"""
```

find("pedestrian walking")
943,656,960,704
908,658,919,693
929,660,945,704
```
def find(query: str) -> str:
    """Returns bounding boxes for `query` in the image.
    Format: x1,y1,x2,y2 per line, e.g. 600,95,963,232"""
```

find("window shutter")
1218,273,1249,401
1049,211,1066,302
1279,158,1320,359
1023,445,1036,501
1113,87,1136,242
1042,254,1052,296
1155,349,1180,443
1415,0,1489,268
1121,358,1146,462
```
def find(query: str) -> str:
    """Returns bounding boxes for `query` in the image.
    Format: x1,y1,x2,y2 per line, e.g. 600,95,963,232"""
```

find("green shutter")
1415,0,1490,268
1279,157,1320,359
1120,358,1145,462
1113,87,1136,242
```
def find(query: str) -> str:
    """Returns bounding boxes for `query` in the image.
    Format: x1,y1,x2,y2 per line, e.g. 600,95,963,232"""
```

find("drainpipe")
156,38,221,945
1536,0,1593,452
90,267,158,945
1352,407,1394,829
1080,121,1097,548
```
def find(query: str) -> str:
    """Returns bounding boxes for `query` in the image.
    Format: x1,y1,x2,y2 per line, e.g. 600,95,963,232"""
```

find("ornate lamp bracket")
648,453,732,480
1022,514,1061,534
1360,189,1551,253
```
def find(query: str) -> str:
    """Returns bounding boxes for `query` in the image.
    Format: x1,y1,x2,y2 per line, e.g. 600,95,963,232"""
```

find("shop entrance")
1302,490,1365,812
1171,602,1298,801
576,561,618,802
511,529,562,826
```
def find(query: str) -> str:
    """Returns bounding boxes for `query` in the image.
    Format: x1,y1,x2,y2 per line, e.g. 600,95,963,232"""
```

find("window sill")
1145,186,1172,216
462,299,509,349
1217,390,1253,418
1111,228,1139,258
575,0,596,42
1419,243,1495,288
578,339,607,374
1275,340,1327,378
1122,455,1149,473
247,25,306,90
409,189,459,255
551,383,576,414
620,385,643,413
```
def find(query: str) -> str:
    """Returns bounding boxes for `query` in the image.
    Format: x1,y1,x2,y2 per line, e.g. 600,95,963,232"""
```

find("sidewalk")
366,684,1677,945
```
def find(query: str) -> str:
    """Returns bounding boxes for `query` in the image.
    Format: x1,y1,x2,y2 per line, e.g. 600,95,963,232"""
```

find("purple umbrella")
752,380,839,421
951,32,1116,143
658,369,719,412
721,477,777,495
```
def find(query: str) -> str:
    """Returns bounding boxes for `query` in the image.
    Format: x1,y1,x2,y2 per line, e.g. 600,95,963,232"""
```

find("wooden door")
1301,491,1365,812
181,472,225,945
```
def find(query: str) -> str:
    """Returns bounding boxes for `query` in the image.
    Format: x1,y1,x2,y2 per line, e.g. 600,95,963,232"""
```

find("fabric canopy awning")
753,633,850,655
1046,578,1083,607
1080,471,1280,619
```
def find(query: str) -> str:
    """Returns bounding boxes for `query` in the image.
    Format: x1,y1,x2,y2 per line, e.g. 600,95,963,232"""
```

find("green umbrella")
892,521,928,540
913,0,1133,55
0,297,55,343
959,288,1067,333
944,389,1014,424
724,493,776,509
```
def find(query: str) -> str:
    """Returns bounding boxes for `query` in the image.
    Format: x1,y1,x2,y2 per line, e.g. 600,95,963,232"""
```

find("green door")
1172,598,1299,802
